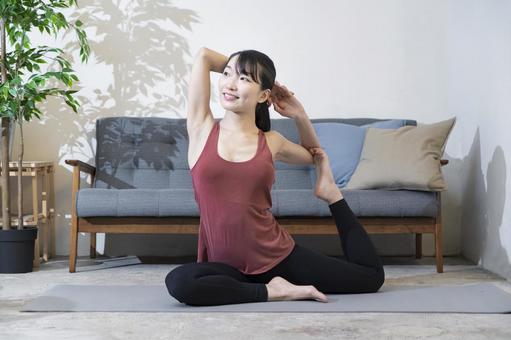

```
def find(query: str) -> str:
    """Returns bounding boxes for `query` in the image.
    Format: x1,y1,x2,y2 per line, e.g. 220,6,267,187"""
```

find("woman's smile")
223,93,239,101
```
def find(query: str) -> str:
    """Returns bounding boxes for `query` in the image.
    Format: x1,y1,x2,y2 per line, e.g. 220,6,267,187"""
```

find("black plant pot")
0,227,38,273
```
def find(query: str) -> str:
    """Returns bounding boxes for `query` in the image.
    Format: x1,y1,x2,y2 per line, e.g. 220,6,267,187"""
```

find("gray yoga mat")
21,282,511,313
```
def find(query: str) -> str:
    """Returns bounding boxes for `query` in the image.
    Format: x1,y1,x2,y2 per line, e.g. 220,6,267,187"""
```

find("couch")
65,116,447,273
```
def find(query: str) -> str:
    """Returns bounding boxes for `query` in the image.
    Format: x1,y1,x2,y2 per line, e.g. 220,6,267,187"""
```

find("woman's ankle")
326,190,343,205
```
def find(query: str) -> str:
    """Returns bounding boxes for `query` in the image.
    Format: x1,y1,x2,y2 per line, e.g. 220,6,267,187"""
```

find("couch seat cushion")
76,189,199,217
76,188,438,218
272,189,438,217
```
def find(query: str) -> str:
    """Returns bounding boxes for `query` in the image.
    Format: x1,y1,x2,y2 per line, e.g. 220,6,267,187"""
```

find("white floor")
1,255,510,340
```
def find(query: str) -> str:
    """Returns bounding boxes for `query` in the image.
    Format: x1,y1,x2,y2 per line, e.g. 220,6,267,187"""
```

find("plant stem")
17,120,23,230
0,18,11,230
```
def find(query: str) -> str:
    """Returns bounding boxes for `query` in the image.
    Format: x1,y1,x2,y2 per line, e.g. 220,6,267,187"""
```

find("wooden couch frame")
65,159,448,273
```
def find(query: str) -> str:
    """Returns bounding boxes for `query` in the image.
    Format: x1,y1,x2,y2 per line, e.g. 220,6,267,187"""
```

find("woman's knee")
165,265,194,303
355,267,385,294
370,267,385,293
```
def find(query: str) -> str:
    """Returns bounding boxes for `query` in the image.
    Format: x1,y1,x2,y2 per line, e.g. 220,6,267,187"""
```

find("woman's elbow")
196,47,209,59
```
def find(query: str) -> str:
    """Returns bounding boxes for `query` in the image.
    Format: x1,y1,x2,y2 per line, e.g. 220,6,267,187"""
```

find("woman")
165,47,385,306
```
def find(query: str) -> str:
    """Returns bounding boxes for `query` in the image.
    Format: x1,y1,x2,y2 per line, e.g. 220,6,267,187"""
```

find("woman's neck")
221,110,259,135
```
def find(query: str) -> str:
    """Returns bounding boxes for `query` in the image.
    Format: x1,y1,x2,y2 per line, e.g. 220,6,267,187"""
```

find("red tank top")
190,120,296,274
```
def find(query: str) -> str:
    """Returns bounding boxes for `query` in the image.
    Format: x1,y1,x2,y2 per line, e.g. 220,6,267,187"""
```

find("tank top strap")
190,120,220,173
207,120,221,151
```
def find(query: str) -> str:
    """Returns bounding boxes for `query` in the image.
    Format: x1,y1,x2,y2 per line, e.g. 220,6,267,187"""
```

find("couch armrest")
65,161,96,273
440,159,448,166
65,160,96,219
65,159,96,176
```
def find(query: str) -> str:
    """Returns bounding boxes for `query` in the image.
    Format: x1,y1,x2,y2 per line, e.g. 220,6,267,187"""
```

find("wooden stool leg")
32,175,40,268
90,232,96,258
415,233,422,259
42,167,49,261
42,208,49,262
49,166,56,258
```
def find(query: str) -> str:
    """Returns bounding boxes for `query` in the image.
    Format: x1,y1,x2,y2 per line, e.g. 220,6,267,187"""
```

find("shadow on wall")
93,118,188,189
459,128,509,280
30,0,199,256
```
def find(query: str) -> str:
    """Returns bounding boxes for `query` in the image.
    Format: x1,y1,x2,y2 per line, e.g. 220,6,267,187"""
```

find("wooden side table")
0,161,55,268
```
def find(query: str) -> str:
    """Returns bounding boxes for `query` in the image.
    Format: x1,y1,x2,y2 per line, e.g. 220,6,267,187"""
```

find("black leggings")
165,198,385,306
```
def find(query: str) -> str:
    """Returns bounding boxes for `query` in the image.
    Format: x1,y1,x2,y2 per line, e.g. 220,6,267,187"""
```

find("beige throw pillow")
345,117,456,191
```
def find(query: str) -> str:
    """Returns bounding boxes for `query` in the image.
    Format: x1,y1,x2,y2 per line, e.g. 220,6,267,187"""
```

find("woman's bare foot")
265,276,329,303
310,147,343,204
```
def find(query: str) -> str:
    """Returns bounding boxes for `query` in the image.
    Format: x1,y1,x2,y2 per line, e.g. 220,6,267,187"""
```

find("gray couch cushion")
272,189,438,217
76,188,198,217
79,116,428,218
93,117,416,188
76,188,438,218
94,117,190,189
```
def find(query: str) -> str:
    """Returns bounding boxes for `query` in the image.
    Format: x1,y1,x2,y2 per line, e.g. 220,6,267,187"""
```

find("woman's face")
219,54,269,113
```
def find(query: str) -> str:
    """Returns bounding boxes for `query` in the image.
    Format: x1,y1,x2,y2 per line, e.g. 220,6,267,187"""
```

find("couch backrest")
93,117,416,189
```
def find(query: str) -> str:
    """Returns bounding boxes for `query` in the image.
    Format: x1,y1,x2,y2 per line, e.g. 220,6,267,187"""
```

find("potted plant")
0,0,90,273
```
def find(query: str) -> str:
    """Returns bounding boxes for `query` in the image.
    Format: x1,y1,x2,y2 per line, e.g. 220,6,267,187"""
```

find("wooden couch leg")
415,233,422,259
435,192,444,273
90,232,96,258
69,216,78,273
69,165,80,273
435,222,444,273
435,224,444,273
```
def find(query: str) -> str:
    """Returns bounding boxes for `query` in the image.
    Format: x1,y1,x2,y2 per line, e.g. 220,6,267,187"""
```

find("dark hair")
225,49,276,132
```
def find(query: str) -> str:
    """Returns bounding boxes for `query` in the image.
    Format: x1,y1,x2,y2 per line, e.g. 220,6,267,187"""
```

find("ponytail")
255,101,271,132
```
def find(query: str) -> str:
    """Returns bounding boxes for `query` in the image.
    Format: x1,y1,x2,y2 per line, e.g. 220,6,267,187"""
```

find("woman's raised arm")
186,47,228,131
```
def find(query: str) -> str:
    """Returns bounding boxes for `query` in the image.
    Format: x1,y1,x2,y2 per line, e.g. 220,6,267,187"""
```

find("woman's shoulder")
263,129,285,155
263,129,285,142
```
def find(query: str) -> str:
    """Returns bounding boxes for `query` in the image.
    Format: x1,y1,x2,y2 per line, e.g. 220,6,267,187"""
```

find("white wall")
445,0,511,281
13,0,510,280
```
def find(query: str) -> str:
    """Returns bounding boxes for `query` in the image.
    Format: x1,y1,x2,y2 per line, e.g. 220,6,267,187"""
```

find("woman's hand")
308,147,327,166
268,81,306,119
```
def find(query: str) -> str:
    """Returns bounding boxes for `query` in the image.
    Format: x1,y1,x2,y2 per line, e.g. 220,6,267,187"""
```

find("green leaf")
64,100,77,113
0,0,89,123
33,108,42,118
